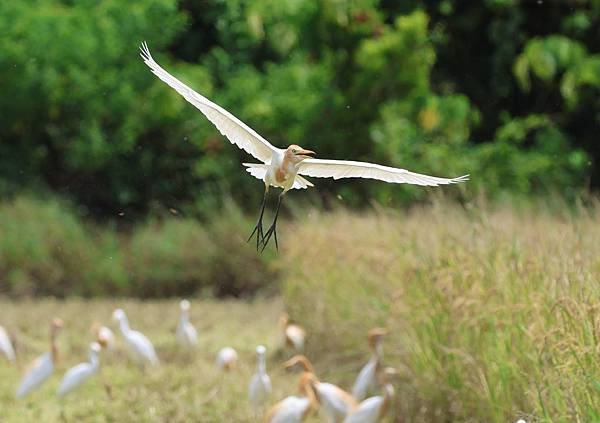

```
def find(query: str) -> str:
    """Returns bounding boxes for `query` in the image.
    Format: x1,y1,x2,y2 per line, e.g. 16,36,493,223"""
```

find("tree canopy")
1,0,598,217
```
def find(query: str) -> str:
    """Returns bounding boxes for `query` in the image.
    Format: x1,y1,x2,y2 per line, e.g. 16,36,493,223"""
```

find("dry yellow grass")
281,202,600,422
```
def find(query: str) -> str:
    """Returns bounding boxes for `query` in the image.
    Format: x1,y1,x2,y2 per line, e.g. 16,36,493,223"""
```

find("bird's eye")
292,149,298,154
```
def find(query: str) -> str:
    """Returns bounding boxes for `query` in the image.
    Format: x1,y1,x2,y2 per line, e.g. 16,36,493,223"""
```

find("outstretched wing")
298,158,469,187
140,42,278,164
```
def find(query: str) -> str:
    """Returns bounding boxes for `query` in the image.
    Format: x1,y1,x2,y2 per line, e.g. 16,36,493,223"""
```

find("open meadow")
2,203,600,422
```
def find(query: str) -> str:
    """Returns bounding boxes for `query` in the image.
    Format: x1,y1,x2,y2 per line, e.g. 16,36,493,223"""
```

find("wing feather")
140,42,277,164
298,158,468,187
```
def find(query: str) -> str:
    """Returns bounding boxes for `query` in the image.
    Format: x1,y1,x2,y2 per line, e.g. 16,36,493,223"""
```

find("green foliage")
0,196,275,297
0,1,597,216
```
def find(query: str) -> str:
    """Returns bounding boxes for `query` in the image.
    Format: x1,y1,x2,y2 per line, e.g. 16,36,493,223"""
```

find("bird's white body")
352,356,378,401
0,325,15,363
112,309,159,367
176,300,198,348
140,42,468,191
314,382,357,423
216,347,238,370
268,396,312,423
249,345,272,409
16,352,54,398
57,342,101,396
342,395,385,423
344,369,395,423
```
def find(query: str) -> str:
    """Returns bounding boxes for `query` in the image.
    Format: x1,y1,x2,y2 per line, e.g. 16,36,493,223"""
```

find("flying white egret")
16,318,63,398
92,322,115,350
216,347,238,371
176,299,198,348
249,345,272,410
112,309,159,368
343,367,397,423
265,372,319,423
139,42,469,250
0,325,16,363
57,342,101,396
280,313,306,352
352,328,388,401
284,355,357,423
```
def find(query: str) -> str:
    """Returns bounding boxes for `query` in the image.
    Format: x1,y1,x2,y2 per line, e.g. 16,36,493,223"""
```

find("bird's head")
282,354,315,373
112,308,125,323
368,327,388,349
51,318,64,334
180,299,191,311
285,144,315,164
256,345,267,356
90,342,102,354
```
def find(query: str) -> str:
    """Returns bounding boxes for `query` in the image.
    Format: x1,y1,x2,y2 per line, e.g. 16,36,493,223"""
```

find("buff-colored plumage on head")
367,327,388,349
282,354,316,374
284,145,315,164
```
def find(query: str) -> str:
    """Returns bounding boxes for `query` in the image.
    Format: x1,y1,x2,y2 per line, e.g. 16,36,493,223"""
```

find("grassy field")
0,298,335,422
282,202,600,422
2,202,600,422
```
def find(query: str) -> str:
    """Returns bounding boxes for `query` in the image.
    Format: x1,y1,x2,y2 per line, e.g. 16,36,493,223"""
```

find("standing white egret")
352,328,388,401
249,345,272,409
57,342,101,396
139,42,469,250
112,309,159,368
16,318,63,398
284,355,357,423
0,325,16,363
216,347,238,371
343,367,397,423
92,322,115,350
176,299,198,348
265,372,319,423
280,313,306,352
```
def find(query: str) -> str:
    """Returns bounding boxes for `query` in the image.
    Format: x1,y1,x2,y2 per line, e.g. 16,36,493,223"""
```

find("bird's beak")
297,149,315,158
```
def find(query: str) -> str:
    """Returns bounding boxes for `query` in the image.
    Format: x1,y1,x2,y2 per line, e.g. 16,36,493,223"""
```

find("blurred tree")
0,0,595,218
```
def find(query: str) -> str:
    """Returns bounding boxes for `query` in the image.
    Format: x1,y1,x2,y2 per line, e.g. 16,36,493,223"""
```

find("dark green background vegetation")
1,0,599,297
2,0,598,217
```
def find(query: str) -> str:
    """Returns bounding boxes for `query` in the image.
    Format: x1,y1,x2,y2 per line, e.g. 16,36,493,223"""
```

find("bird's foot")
260,221,278,252
247,220,265,251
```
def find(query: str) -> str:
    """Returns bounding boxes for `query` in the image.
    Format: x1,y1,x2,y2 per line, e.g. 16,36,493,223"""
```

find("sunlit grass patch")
282,203,600,422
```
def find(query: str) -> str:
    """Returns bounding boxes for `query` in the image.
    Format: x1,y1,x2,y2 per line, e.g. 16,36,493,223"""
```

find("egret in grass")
16,318,63,398
176,299,198,348
284,355,357,423
265,372,319,423
216,347,238,371
112,309,159,368
139,42,469,250
352,328,388,401
280,312,306,352
0,325,16,363
343,367,397,423
249,345,272,410
92,322,115,350
57,342,101,396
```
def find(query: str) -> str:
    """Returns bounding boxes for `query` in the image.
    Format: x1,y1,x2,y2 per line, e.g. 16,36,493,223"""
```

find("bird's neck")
50,332,58,364
180,311,189,324
119,318,130,334
257,355,266,375
379,382,395,419
90,351,100,369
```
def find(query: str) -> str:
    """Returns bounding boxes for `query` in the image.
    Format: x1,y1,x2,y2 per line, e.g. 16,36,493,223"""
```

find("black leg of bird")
247,187,269,250
261,193,284,252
